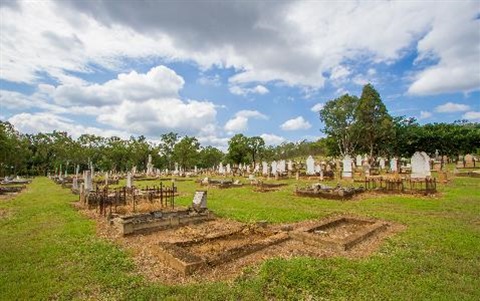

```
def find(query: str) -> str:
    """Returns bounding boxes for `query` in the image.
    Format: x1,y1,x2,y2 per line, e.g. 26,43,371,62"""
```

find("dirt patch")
78,207,404,285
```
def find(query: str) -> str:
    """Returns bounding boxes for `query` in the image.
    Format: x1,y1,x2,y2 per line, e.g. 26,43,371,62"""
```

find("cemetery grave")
155,226,289,275
111,191,213,235
252,181,288,192
289,215,388,251
295,183,365,200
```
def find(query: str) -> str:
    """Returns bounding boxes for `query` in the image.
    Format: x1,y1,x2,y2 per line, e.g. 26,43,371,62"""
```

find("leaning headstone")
306,156,315,175
342,155,353,178
411,151,431,178
192,191,207,211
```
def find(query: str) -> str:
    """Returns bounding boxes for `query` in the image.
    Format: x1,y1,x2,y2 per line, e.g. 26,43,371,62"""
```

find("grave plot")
290,216,388,251
252,181,288,192
363,176,437,195
0,185,26,195
111,190,211,236
199,178,243,188
295,184,365,200
154,227,289,275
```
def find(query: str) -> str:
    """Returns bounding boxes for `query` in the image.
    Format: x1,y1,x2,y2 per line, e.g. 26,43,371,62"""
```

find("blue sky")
0,0,479,149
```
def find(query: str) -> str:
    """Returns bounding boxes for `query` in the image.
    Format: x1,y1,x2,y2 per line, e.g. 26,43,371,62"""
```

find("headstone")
271,161,278,175
390,157,398,173
174,163,179,173
306,156,315,175
342,155,353,178
84,170,92,192
314,164,321,173
246,165,251,173
465,154,474,167
411,151,431,178
288,160,293,171
105,172,109,185
254,163,260,173
75,165,80,176
278,160,286,174
72,176,78,190
379,157,386,170
126,172,132,188
192,191,207,211
146,154,153,175
226,163,231,174
356,155,362,167
194,165,197,173
262,162,268,176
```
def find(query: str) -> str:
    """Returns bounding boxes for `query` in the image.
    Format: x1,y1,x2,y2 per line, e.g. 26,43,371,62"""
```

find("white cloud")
462,111,480,121
52,65,184,106
8,112,128,138
434,102,471,113
280,116,312,131
260,133,286,145
224,116,248,133
419,111,433,119
224,110,267,133
310,103,324,112
229,85,269,96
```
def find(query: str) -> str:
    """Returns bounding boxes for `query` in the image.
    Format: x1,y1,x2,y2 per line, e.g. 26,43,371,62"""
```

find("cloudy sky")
1,0,479,148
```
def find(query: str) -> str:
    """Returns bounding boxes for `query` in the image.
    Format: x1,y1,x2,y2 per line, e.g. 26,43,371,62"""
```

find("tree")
355,84,393,157
159,132,178,169
227,134,250,164
319,94,360,156
198,146,224,168
247,136,265,165
172,136,200,169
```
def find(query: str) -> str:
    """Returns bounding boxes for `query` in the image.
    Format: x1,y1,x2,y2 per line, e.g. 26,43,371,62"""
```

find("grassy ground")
1,174,479,300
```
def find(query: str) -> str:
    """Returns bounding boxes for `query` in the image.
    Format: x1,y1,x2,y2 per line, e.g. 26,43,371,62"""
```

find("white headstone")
254,163,260,173
356,155,362,167
379,157,386,170
278,160,286,173
306,156,315,175
126,172,132,188
271,161,278,175
288,160,293,171
262,162,268,176
390,157,398,172
411,151,431,178
342,155,353,178
192,191,207,211
226,163,231,174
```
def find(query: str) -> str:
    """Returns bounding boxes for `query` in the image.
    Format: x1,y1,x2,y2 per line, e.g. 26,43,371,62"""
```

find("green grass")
1,175,479,300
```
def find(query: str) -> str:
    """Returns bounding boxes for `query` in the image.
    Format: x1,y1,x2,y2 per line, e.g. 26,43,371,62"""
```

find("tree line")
1,83,479,176
0,124,326,176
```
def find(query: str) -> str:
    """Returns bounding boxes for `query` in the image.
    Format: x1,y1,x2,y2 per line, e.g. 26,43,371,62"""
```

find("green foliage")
227,134,251,164
172,136,200,169
356,84,394,156
320,94,360,156
198,146,224,168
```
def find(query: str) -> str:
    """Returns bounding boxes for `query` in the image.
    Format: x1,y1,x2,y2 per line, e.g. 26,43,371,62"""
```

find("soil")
312,220,374,240
78,207,405,285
